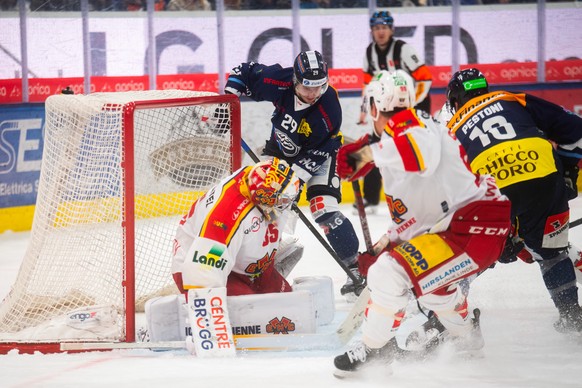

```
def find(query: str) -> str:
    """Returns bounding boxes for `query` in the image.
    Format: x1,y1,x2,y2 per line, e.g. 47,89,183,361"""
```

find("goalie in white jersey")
333,70,512,378
171,157,302,296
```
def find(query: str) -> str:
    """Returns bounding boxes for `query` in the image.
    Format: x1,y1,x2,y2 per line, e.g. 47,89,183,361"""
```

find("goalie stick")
241,138,363,285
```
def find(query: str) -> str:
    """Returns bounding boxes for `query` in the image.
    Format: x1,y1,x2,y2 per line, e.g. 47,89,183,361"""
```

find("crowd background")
0,0,577,12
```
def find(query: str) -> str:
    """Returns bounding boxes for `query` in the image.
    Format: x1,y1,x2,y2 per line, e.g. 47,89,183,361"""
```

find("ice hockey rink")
1,98,582,387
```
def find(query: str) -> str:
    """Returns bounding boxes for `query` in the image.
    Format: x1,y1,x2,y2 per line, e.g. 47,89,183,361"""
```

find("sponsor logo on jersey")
418,254,478,295
192,245,228,270
297,119,312,137
263,78,292,88
205,187,216,206
244,215,264,234
233,197,251,221
266,316,296,334
311,149,329,158
471,138,557,188
275,129,300,157
394,235,454,276
213,220,227,230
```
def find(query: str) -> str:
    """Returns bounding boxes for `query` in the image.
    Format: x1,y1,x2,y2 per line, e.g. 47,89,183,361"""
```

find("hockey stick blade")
336,286,370,345
60,332,342,353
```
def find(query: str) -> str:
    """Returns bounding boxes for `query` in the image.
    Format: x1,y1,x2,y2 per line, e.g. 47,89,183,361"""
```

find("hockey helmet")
247,158,300,220
365,70,416,121
293,50,328,89
446,68,489,111
369,11,394,28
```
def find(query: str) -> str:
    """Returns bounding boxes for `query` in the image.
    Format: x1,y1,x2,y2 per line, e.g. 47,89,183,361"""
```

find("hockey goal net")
0,90,241,353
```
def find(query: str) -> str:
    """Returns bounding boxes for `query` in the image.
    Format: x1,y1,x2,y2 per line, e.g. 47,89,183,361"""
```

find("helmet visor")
295,83,328,105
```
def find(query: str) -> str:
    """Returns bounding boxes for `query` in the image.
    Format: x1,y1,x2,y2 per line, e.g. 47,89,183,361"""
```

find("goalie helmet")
365,70,416,121
446,68,489,111
369,10,394,28
247,158,300,220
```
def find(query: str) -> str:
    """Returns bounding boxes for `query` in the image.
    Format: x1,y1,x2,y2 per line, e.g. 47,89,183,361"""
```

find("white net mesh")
0,90,237,344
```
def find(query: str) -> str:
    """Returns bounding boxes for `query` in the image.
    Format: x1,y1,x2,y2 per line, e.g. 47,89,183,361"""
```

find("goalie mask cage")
0,90,241,354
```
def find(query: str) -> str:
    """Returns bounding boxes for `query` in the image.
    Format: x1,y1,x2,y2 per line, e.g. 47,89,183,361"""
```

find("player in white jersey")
332,70,512,378
171,157,302,296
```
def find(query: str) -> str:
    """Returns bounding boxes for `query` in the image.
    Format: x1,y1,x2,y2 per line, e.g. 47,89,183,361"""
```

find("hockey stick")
241,138,361,284
352,179,374,253
60,332,342,353
571,217,582,229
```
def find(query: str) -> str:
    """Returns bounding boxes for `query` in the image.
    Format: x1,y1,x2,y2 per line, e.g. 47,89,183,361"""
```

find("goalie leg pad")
145,294,187,342
228,290,317,335
292,276,335,325
187,287,236,357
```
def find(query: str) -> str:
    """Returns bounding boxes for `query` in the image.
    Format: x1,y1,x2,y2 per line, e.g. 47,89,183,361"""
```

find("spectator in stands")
167,0,211,10
0,0,16,11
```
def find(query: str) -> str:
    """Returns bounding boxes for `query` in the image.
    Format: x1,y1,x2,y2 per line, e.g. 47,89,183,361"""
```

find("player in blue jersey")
445,68,582,333
225,50,362,299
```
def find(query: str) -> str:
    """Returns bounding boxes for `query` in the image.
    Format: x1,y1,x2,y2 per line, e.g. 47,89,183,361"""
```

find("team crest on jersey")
245,249,276,276
266,316,296,334
275,129,300,157
297,119,312,137
385,194,408,224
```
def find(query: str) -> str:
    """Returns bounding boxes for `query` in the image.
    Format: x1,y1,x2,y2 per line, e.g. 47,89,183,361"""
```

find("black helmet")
293,50,328,89
446,68,489,110
370,11,394,28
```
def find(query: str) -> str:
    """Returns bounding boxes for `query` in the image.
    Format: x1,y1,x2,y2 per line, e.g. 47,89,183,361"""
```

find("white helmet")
365,70,416,121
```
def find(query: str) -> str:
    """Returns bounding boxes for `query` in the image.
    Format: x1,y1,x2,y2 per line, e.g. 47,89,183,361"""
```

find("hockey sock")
539,251,579,311
315,211,359,265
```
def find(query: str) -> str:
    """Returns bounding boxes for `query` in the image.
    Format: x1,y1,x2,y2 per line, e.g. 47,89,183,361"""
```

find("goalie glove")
336,134,376,182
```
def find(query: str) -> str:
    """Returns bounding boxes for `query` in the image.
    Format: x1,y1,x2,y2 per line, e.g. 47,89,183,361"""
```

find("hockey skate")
402,309,483,359
333,340,395,378
340,263,366,302
449,308,485,358
554,304,582,334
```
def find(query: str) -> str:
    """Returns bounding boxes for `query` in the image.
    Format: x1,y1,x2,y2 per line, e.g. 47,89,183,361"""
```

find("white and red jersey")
171,166,284,290
370,108,504,245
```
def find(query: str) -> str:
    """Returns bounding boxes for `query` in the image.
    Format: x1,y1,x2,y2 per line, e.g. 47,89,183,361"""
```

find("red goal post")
0,90,241,354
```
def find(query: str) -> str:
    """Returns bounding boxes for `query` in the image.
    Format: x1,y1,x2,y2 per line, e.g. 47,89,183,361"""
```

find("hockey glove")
497,235,525,264
564,162,580,200
357,234,391,277
336,134,375,182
